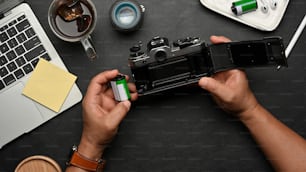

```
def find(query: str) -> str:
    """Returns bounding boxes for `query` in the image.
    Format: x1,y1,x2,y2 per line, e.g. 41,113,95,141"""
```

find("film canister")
111,75,131,102
110,0,145,32
231,0,258,15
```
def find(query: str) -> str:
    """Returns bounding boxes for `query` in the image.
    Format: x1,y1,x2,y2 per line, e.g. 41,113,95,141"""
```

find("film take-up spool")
110,0,145,32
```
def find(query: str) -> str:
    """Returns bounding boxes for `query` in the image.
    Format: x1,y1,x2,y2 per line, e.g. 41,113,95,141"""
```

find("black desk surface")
1,0,306,171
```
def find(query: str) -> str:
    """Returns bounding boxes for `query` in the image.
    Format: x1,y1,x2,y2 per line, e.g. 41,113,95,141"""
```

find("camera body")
129,36,287,95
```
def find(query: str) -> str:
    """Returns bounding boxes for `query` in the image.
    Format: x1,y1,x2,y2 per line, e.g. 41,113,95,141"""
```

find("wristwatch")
66,145,106,172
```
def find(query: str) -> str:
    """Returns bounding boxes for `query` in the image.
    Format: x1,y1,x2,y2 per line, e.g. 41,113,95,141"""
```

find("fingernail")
122,101,131,110
199,78,208,89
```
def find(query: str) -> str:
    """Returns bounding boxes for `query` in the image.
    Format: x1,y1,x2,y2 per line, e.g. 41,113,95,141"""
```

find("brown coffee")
53,0,95,38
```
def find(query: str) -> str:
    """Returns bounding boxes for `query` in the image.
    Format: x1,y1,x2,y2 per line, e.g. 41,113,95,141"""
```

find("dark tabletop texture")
0,0,305,171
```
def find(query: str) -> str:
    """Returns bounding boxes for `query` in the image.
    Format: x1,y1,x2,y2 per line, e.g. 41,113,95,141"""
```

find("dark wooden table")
1,0,305,171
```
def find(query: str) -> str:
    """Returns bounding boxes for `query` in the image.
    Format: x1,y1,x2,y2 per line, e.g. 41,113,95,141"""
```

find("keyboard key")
0,56,8,66
23,63,33,74
25,28,35,38
6,50,17,61
0,25,8,32
0,32,9,42
7,27,17,37
31,58,39,67
16,56,26,67
0,67,8,77
3,74,16,86
16,33,27,43
16,19,31,32
24,36,41,50
41,53,51,61
8,38,18,49
24,45,45,61
15,45,26,56
7,61,17,72
17,15,26,21
8,20,17,27
0,80,4,90
0,43,9,54
14,69,25,79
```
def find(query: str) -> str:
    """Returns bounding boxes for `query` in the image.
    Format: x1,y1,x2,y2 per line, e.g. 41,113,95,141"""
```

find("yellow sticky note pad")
22,58,77,112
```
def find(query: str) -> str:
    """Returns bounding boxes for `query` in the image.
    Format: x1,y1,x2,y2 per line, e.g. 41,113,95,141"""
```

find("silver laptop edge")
0,1,82,148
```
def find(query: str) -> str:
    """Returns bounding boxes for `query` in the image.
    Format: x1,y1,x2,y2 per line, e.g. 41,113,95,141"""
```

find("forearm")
241,105,306,172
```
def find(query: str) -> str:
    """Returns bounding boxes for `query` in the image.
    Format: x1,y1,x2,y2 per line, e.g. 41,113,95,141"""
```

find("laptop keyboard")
0,14,51,91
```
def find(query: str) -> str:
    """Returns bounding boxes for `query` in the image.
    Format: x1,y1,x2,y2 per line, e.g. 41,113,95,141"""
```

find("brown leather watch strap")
69,151,106,172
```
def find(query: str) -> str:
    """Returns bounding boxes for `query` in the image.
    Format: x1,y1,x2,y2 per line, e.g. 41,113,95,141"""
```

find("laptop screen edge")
0,0,24,15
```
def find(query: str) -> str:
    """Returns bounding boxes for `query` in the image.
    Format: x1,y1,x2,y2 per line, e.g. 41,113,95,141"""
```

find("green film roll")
111,75,131,101
231,0,258,15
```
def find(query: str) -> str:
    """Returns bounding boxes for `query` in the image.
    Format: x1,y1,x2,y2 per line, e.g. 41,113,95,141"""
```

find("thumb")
108,101,131,126
199,77,227,97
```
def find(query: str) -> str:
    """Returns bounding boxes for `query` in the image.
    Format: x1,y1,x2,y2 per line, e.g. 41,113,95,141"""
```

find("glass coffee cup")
48,0,97,60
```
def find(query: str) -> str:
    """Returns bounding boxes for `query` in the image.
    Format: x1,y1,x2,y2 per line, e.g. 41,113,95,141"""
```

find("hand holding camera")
128,36,287,95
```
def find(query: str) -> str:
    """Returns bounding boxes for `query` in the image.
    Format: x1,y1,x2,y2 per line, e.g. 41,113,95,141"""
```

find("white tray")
200,0,290,31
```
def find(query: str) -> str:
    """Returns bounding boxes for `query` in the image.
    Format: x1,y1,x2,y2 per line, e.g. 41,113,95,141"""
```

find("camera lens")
155,50,167,62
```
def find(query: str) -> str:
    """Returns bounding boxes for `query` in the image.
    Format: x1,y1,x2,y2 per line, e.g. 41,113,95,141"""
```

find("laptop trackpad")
0,83,44,144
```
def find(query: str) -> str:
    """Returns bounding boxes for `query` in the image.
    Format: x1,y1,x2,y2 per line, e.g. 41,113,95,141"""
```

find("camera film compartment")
111,75,131,101
129,36,287,96
129,37,212,95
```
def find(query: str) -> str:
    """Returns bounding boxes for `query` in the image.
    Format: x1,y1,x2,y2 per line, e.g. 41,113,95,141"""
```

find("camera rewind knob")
130,43,145,57
130,44,141,52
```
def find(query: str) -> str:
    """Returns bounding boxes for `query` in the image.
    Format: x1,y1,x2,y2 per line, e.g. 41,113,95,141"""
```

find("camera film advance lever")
128,36,288,95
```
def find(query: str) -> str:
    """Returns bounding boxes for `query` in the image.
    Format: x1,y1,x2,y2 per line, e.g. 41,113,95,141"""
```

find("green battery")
111,75,131,101
231,0,258,15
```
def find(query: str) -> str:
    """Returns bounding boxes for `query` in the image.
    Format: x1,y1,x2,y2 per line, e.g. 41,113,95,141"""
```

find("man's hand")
79,70,138,160
198,36,259,120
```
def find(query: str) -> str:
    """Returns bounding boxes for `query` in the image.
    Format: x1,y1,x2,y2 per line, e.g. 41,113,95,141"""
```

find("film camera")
129,36,288,95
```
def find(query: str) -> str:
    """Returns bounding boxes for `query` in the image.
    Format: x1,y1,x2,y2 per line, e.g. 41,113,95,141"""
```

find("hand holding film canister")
74,70,137,172
111,74,134,102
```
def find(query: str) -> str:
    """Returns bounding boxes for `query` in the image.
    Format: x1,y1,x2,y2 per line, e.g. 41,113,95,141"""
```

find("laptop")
0,0,83,148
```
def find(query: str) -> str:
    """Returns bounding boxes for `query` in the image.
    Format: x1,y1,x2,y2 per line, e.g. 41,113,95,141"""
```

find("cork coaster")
15,155,62,172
